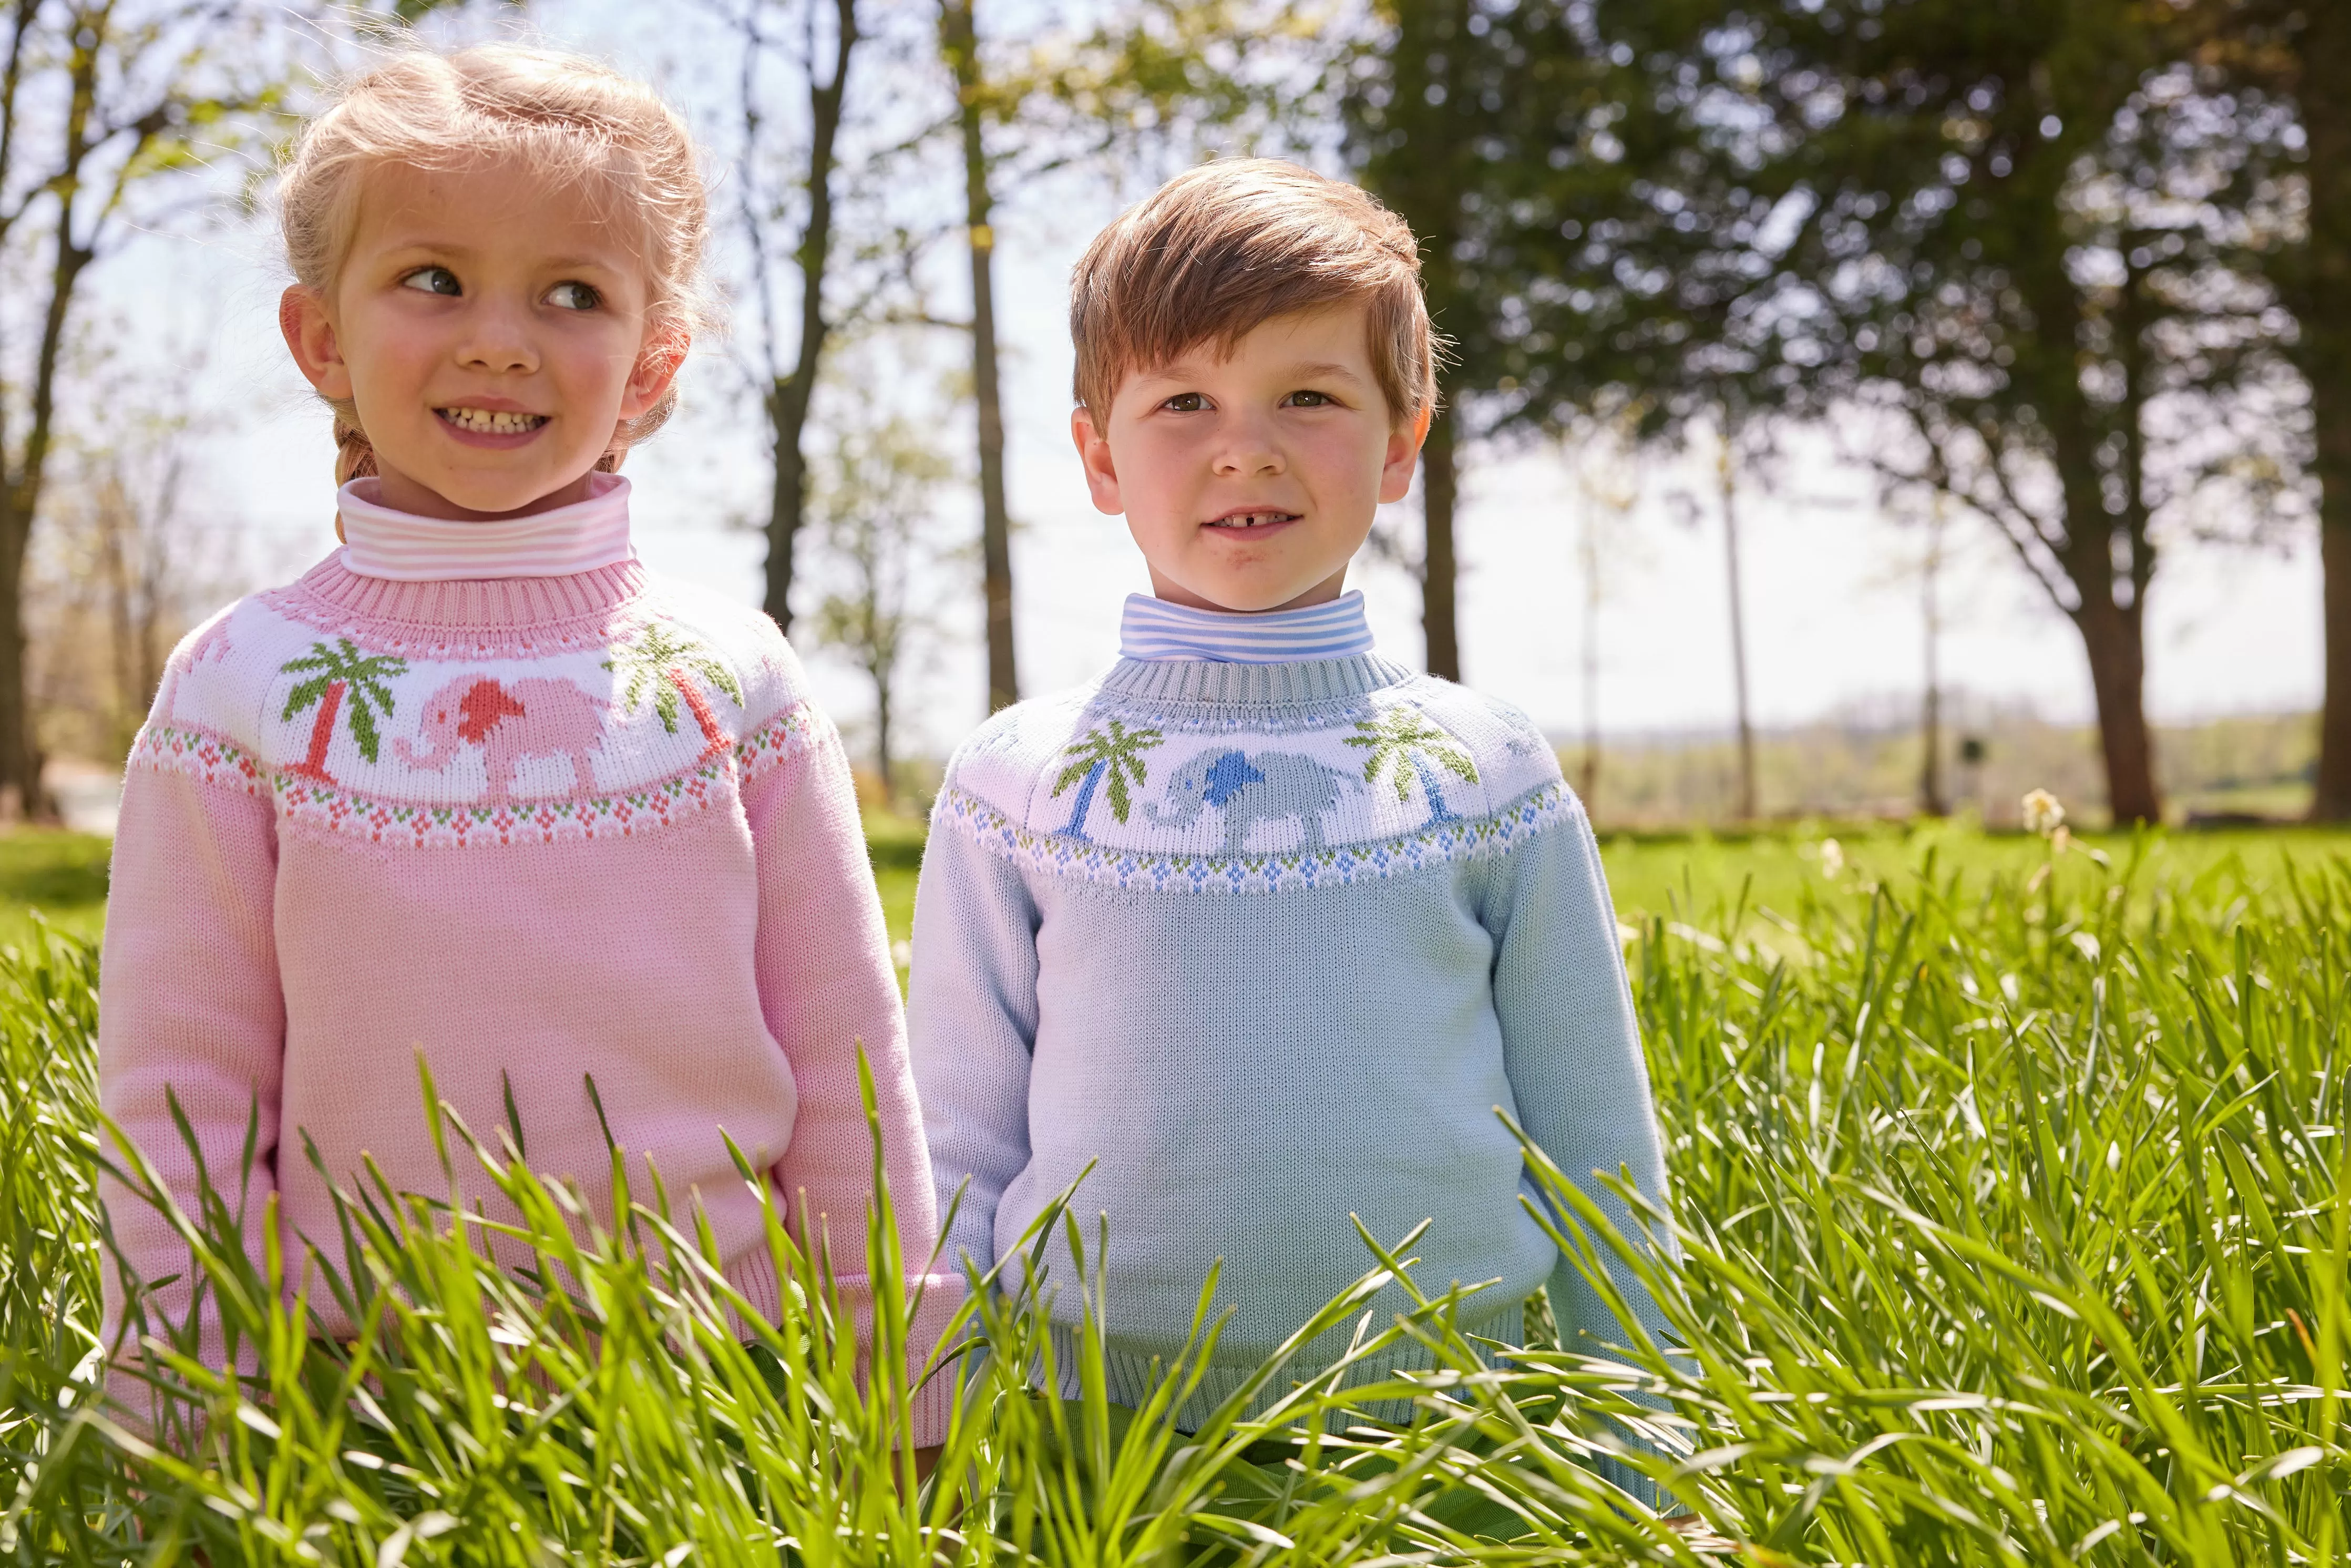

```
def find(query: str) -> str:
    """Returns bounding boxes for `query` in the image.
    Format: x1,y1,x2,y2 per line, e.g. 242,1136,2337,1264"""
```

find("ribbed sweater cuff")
725,1249,963,1447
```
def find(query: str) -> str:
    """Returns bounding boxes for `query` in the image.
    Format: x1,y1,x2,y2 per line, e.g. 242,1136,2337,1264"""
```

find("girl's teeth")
441,407,546,433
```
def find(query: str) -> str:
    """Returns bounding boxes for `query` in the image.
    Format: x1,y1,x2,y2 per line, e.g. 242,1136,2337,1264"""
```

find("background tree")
725,0,865,639
1618,0,2301,825
937,0,1018,713
927,0,1293,714
1340,0,1488,682
29,359,225,763
0,0,291,819
810,402,951,807
2179,0,2351,819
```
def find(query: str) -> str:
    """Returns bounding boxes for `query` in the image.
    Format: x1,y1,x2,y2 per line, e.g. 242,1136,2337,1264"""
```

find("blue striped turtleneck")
1117,590,1377,663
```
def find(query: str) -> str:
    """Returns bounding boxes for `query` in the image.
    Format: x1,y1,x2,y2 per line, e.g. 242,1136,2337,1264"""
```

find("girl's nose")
456,300,539,375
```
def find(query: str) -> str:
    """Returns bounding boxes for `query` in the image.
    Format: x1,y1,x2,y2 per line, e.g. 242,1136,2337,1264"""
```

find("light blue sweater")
908,606,1674,1467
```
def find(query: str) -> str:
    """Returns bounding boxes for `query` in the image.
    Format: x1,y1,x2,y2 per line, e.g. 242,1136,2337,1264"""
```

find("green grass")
0,832,107,950
4,824,2349,1562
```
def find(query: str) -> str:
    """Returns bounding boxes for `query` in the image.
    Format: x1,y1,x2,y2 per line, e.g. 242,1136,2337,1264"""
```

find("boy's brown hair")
1070,158,1438,428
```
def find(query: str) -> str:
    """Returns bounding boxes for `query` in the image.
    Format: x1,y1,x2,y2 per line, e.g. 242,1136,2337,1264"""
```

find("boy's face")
1071,303,1429,613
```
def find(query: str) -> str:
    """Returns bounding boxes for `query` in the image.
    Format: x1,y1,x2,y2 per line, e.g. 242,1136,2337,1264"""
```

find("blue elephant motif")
1143,748,1360,858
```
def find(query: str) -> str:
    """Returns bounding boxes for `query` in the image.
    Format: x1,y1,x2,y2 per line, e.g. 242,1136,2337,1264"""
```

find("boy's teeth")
440,406,547,434
1214,511,1295,528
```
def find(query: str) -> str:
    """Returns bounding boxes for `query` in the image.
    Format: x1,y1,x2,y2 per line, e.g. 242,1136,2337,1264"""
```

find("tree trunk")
0,500,38,819
1719,438,1757,821
1919,508,1946,817
1420,408,1461,681
764,405,808,634
289,681,344,785
942,0,1018,713
1577,497,1600,807
2323,491,2351,818
2074,596,2160,826
2301,4,2351,820
874,674,894,808
759,0,858,638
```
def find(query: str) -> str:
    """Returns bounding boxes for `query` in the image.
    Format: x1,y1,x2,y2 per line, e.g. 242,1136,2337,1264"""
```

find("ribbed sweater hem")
1045,1317,1508,1431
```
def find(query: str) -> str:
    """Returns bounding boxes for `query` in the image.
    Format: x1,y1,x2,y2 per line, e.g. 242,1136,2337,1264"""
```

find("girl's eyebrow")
375,237,624,274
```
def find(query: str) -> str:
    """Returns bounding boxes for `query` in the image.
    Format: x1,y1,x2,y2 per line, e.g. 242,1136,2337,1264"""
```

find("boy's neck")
1145,563,1349,614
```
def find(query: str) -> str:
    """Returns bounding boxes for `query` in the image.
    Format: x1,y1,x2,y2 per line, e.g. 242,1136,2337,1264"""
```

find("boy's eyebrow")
1283,360,1372,384
1131,357,1373,385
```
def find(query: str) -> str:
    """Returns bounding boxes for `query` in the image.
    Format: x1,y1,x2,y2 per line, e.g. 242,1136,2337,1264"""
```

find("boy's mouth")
437,406,548,436
1204,509,1300,530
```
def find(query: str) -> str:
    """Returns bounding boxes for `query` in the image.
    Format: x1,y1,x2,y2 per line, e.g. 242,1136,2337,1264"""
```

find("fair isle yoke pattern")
134,568,816,847
936,657,1571,893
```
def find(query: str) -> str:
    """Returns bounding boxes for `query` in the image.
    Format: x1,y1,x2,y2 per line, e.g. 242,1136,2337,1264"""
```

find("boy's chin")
1164,575,1339,613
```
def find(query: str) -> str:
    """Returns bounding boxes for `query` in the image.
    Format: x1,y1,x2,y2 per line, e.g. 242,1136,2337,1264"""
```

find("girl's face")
281,157,683,520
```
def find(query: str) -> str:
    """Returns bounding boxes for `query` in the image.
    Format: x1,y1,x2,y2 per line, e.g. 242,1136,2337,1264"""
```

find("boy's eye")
1284,390,1333,407
399,266,461,297
546,281,601,311
1161,392,1207,413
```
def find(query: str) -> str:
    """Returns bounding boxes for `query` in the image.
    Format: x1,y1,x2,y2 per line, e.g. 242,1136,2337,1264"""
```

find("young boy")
908,160,1676,1501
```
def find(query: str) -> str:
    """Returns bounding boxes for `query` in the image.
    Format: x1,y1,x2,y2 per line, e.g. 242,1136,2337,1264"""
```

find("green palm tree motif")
1050,720,1164,840
1346,708,1479,823
280,639,408,785
604,622,744,761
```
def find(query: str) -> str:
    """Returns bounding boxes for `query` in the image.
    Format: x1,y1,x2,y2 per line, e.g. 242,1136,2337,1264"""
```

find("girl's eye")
1162,392,1207,413
546,281,601,311
399,266,461,297
1284,390,1333,407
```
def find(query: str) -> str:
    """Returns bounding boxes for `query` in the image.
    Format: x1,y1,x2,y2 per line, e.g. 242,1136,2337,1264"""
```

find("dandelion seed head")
2021,789,2065,836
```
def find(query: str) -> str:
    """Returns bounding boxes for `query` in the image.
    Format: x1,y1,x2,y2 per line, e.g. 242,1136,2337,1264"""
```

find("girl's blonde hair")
281,44,710,485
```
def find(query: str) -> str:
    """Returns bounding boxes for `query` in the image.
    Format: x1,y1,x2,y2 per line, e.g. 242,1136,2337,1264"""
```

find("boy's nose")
1210,415,1284,475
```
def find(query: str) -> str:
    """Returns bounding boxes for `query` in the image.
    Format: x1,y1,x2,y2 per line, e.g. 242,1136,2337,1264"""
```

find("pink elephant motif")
393,674,609,803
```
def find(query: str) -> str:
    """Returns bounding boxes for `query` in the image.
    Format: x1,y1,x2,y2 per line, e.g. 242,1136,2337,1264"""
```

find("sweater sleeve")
744,711,956,1443
98,755,287,1426
905,798,1040,1288
1484,802,1679,1505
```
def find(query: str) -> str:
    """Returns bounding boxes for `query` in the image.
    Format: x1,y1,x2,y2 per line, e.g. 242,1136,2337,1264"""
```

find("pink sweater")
98,477,954,1439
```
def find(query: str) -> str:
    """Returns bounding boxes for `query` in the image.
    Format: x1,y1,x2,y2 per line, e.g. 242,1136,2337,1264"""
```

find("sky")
89,1,2327,767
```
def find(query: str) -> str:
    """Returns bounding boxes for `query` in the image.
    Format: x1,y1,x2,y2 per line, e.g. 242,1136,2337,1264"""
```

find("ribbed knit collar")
336,473,636,582
1117,590,1375,663
1096,651,1419,706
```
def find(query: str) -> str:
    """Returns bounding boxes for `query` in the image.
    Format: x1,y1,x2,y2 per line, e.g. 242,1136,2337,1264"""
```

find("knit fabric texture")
99,511,956,1442
908,651,1675,1492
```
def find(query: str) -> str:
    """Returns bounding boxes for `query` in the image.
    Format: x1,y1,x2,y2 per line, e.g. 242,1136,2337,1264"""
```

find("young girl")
98,45,951,1442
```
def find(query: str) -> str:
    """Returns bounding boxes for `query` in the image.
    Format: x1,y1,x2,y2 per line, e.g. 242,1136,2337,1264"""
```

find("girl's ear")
280,285,351,401
619,323,690,419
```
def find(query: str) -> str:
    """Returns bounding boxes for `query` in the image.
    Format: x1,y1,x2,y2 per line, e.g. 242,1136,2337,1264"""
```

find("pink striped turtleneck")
335,472,639,582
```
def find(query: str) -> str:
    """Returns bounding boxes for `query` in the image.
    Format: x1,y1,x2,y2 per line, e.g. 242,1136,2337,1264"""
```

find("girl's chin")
374,460,596,520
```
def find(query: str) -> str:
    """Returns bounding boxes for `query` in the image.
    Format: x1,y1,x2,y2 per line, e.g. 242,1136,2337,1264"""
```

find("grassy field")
3,820,2347,1562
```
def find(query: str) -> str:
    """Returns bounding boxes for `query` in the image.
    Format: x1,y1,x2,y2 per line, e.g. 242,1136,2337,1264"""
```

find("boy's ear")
280,285,352,402
1071,405,1125,516
1378,405,1433,506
